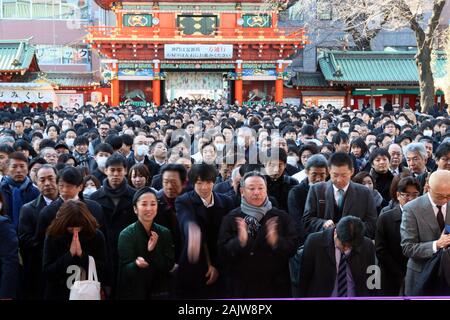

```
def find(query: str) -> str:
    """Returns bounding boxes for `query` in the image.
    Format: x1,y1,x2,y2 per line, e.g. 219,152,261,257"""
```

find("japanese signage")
56,93,84,109
164,44,233,59
0,87,56,103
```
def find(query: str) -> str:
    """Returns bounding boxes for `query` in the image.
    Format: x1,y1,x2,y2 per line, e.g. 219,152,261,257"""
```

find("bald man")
400,170,450,295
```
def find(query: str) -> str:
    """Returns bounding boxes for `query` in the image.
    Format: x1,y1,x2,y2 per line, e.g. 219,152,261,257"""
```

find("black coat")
287,178,310,245
42,230,107,300
92,169,107,185
218,206,298,298
0,216,19,299
298,228,375,297
375,205,408,296
89,184,136,276
266,175,299,212
175,190,234,298
18,195,50,299
370,169,394,202
154,190,183,262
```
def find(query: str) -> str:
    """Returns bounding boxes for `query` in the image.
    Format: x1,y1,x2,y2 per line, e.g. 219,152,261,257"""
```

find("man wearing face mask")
236,126,258,165
63,128,77,151
127,135,160,184
92,143,114,184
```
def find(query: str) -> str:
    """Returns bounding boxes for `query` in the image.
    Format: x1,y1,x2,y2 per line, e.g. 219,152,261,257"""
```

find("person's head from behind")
7,151,29,183
105,153,128,189
328,152,354,190
240,171,268,207
334,216,365,252
36,165,58,200
396,176,420,207
132,187,158,225
427,170,450,207
128,163,151,190
46,200,99,237
161,164,187,199
189,163,217,200
305,154,328,185
57,166,83,201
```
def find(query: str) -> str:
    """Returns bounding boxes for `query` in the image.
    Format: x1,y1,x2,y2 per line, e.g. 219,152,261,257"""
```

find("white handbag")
69,256,101,300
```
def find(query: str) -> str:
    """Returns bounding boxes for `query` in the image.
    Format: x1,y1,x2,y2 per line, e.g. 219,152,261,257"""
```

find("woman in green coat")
117,187,175,299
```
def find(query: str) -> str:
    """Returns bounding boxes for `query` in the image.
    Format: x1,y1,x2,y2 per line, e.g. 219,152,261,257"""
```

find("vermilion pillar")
235,59,243,106
111,62,120,107
275,60,284,104
153,59,161,107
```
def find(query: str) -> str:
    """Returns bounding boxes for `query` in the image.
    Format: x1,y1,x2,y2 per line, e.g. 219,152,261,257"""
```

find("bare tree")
268,0,449,112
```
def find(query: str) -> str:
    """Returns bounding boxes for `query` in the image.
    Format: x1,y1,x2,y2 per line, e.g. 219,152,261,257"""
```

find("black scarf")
102,178,129,199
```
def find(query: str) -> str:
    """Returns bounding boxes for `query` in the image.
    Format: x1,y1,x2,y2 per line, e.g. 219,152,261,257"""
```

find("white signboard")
56,93,84,109
164,44,233,59
0,88,56,103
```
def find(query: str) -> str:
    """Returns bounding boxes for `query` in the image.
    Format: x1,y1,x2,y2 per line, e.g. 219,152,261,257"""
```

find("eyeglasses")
399,192,420,199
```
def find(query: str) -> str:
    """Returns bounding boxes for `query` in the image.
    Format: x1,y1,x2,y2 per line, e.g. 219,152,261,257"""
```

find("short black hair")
369,147,391,164
160,163,187,182
105,135,123,151
188,163,217,183
29,156,47,171
335,216,365,248
74,136,89,147
0,144,14,155
121,134,134,147
105,153,127,169
435,142,450,159
328,152,353,170
262,147,288,165
94,143,114,156
332,131,349,145
57,166,83,186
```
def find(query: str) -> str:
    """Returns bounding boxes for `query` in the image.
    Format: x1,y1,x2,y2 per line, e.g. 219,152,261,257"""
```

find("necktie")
337,189,345,211
437,205,445,233
337,253,348,297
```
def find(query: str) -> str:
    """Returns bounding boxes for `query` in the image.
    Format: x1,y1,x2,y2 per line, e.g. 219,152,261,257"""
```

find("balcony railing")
86,26,306,42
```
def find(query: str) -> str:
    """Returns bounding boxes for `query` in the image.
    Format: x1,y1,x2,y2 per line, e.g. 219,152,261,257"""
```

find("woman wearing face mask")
117,188,174,299
128,164,151,190
82,175,101,199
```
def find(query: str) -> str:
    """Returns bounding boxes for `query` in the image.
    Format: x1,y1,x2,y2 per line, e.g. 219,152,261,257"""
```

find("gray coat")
303,181,377,239
400,194,450,295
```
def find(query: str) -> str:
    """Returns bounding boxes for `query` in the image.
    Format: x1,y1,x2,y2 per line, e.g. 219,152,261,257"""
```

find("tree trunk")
416,46,435,114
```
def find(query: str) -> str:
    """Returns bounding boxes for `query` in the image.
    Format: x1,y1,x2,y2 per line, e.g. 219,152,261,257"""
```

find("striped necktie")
337,253,348,297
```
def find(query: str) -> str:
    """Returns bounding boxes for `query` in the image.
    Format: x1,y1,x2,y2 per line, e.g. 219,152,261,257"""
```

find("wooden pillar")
275,60,284,104
344,87,352,109
152,59,161,107
235,59,243,106
111,62,120,107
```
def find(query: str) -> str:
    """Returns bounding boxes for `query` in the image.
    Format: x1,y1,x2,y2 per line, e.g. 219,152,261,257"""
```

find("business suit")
298,228,375,298
287,178,310,245
303,181,378,239
375,205,408,296
18,195,51,299
175,190,234,298
400,194,450,295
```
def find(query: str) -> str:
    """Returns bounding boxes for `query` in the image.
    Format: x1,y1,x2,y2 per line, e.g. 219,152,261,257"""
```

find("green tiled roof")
291,72,328,87
0,40,38,74
21,72,97,88
318,51,447,85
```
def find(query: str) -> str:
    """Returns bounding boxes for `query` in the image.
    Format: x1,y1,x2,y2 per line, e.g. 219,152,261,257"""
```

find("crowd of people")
0,98,449,300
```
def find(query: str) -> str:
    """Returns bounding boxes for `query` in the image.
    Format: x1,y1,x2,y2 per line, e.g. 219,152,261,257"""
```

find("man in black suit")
18,165,59,299
288,154,328,246
376,176,420,296
303,152,377,239
175,163,234,298
299,216,375,297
